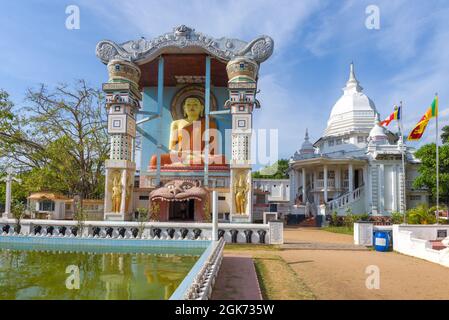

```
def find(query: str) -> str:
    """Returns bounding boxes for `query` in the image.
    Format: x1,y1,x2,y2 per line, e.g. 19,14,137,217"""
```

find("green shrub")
391,211,404,224
406,204,436,224
357,213,370,222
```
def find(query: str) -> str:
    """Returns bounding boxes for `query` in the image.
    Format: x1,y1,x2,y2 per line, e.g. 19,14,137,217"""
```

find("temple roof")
96,25,274,65
96,25,274,88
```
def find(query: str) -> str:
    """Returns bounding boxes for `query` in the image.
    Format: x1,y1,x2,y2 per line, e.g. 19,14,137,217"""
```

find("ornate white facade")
289,64,429,219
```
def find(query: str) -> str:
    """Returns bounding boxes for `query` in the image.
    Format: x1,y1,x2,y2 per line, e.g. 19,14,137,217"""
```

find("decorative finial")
344,61,362,92
305,128,309,141
349,62,356,82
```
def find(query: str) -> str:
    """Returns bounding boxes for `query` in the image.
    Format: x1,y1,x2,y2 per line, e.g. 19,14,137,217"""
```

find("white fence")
0,218,282,245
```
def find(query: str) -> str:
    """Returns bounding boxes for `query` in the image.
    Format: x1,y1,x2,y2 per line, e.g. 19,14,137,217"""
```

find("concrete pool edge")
170,238,225,300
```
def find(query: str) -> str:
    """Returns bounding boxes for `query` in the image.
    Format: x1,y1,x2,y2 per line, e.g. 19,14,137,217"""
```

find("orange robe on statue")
150,118,227,168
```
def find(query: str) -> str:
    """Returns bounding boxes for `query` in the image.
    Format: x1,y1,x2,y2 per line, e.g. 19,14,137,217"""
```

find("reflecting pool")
0,243,202,300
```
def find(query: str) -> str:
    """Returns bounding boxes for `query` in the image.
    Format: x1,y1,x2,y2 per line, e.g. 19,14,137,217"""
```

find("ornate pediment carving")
96,25,274,65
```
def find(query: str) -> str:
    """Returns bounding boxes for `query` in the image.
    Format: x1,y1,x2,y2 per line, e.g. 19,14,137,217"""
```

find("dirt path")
281,228,449,299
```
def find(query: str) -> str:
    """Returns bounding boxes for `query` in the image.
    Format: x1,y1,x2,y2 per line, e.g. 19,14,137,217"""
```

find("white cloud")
83,0,323,52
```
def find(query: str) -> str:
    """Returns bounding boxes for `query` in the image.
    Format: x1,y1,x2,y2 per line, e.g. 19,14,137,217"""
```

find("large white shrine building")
288,63,429,220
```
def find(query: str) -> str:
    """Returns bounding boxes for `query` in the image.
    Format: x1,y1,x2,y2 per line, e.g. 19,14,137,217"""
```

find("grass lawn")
253,255,315,300
322,225,354,235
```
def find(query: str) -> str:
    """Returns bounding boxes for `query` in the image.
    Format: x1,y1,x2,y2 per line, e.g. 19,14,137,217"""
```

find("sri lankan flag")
379,105,401,127
407,96,438,141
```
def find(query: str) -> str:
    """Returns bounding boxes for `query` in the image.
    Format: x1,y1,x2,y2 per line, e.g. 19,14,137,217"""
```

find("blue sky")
1,0,449,165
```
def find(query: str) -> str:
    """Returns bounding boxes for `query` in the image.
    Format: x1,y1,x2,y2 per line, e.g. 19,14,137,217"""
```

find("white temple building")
288,63,429,220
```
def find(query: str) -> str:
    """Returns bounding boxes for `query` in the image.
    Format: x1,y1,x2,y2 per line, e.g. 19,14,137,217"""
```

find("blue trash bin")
374,231,391,252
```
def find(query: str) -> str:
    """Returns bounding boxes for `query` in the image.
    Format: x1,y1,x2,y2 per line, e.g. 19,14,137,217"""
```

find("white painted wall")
393,224,449,268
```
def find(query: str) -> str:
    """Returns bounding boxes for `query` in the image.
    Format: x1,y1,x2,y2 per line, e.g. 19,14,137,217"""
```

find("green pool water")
0,244,202,300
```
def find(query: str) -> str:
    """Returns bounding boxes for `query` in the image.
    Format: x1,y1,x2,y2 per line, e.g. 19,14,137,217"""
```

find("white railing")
170,238,225,300
328,186,364,212
0,218,278,244
315,179,336,189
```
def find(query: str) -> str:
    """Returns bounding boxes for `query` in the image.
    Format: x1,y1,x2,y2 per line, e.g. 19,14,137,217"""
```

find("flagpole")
399,101,407,223
435,93,439,224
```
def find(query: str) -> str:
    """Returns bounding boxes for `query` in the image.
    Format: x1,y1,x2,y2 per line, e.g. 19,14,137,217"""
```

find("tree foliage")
0,81,108,201
252,159,290,179
414,128,449,205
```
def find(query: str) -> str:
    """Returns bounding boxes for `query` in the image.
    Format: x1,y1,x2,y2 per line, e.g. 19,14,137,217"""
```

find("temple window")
358,136,366,143
39,200,55,212
336,139,342,145
328,140,334,146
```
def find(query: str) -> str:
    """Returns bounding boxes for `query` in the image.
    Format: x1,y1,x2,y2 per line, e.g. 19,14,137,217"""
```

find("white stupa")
325,63,378,137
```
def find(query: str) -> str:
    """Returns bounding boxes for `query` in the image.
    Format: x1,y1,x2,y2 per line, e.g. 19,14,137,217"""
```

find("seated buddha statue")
150,97,227,168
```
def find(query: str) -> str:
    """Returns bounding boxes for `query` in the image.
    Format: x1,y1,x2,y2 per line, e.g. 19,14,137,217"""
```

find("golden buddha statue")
150,97,226,167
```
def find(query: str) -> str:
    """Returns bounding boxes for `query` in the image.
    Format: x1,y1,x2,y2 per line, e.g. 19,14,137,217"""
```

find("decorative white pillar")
348,163,354,193
323,165,328,203
1,168,21,219
363,164,371,212
379,164,384,214
102,59,141,221
302,168,306,203
212,191,218,241
226,57,259,223
335,166,341,190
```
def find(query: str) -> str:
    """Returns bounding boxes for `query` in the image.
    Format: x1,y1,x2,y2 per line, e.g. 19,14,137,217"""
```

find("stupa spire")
344,62,363,93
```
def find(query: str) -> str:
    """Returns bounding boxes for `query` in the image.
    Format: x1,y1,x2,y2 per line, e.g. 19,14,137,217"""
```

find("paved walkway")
211,255,262,300
280,228,449,299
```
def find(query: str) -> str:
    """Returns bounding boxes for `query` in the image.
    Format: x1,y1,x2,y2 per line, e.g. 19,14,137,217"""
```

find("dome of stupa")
325,63,378,137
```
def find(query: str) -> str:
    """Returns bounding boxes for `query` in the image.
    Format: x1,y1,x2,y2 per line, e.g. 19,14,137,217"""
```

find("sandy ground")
281,228,449,299
284,226,354,244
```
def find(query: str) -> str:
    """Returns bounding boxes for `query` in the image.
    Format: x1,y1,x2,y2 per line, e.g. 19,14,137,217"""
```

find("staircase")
327,186,365,215
299,216,317,227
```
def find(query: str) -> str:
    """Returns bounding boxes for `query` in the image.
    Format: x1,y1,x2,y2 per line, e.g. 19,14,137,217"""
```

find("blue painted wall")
140,86,231,171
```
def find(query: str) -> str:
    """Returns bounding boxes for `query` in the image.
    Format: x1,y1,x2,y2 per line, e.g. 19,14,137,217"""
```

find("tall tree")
0,81,108,199
441,125,449,144
414,136,449,205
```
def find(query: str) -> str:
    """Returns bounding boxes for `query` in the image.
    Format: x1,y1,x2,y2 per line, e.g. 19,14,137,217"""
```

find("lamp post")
1,167,22,219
